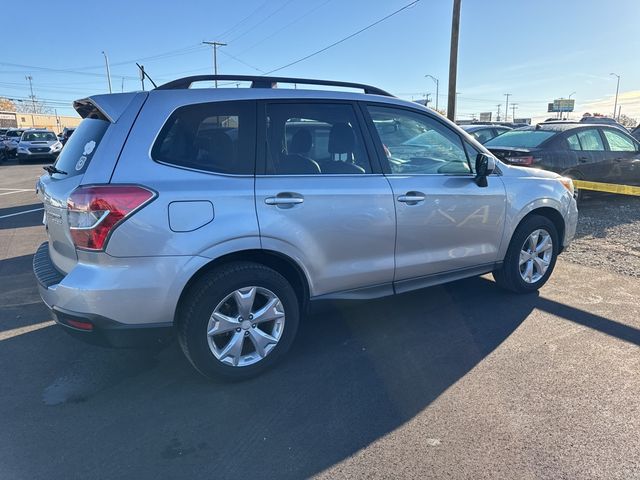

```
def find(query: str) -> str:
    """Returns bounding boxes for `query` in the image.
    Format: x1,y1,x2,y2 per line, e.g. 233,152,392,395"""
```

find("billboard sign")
550,99,575,112
479,112,492,122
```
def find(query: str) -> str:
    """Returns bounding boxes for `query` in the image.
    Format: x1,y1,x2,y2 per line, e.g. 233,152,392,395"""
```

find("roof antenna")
136,63,158,90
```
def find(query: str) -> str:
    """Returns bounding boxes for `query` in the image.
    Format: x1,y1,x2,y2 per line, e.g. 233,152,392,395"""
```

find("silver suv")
34,75,578,380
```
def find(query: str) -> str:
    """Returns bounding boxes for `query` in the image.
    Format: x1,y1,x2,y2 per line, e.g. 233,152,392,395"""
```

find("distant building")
0,111,81,132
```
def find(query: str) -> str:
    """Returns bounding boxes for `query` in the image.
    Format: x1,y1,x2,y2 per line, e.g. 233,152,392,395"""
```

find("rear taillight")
67,185,155,251
508,155,535,166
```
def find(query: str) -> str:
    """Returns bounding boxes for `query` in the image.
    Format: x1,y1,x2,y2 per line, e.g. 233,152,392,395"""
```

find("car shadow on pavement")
1,258,637,480
0,203,43,230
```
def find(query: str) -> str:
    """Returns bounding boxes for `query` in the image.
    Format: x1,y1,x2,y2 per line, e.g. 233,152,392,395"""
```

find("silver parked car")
34,75,578,380
17,129,63,163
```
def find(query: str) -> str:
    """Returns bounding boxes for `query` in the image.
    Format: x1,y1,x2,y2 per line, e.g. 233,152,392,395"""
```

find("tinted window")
576,129,604,151
266,103,370,175
22,131,57,142
471,128,495,144
52,118,109,178
603,129,637,152
566,134,581,150
368,105,471,175
152,101,255,175
484,130,556,148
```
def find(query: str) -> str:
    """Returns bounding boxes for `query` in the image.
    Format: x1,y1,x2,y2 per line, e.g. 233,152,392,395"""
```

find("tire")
493,215,559,293
178,262,300,381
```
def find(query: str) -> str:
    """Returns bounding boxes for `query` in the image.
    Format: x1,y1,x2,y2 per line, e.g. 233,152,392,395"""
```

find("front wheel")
178,262,300,381
493,215,559,293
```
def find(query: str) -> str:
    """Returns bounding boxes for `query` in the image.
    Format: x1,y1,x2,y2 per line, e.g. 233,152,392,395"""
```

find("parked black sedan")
484,123,640,198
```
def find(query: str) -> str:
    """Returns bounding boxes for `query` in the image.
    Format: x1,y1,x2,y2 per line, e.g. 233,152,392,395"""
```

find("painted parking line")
0,320,56,342
0,207,44,220
0,189,33,196
574,180,640,196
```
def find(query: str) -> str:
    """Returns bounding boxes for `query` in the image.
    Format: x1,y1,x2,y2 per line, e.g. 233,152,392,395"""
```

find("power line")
233,0,335,57
217,49,265,73
227,0,297,44
218,0,272,40
264,0,421,75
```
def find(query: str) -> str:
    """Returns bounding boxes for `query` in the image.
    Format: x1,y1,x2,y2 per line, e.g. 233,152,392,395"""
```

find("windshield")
484,130,556,148
6,130,24,138
22,132,57,142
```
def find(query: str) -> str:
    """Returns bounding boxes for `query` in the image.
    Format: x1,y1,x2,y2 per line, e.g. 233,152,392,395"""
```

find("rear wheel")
178,262,300,381
493,215,559,293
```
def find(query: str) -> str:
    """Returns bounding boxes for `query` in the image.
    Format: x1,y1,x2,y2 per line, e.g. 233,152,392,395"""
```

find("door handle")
578,157,589,163
264,193,304,206
397,192,426,204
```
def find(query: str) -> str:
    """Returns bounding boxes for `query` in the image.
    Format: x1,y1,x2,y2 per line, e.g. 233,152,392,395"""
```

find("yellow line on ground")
0,320,56,341
574,180,640,196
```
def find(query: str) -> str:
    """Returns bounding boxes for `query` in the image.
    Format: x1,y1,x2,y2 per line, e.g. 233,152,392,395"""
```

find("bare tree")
0,97,17,112
617,113,637,128
14,100,53,115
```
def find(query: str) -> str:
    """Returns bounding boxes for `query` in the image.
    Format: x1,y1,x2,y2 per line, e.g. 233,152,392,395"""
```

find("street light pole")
203,41,227,87
425,74,439,111
610,73,620,120
446,0,461,121
102,51,112,94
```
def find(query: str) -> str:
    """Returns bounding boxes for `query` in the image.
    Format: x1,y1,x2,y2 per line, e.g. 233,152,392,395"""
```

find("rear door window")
576,129,604,151
53,118,110,178
151,101,256,175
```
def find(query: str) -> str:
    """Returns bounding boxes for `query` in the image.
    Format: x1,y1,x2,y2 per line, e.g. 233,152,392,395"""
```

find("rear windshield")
484,130,556,148
22,132,57,142
52,118,110,178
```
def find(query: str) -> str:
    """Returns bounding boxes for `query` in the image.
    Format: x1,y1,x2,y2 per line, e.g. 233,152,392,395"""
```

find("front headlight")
17,146,28,153
51,142,62,152
559,177,575,196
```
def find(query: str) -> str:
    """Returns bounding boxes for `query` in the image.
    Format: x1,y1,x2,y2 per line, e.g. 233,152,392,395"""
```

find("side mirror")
475,153,495,187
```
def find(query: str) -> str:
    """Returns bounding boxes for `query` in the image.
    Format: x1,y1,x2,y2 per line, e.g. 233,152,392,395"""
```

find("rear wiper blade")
43,165,67,175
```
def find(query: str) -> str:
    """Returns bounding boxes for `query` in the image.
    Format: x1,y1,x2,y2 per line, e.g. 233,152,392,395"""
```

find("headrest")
328,122,355,154
290,129,312,154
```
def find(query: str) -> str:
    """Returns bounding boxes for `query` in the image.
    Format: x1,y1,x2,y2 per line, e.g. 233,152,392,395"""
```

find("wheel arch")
519,207,566,251
174,249,311,324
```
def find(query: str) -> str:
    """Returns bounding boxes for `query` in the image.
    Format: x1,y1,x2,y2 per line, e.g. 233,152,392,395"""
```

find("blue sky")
2,0,639,122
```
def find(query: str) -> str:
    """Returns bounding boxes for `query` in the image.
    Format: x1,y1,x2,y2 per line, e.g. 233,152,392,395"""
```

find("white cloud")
579,90,640,119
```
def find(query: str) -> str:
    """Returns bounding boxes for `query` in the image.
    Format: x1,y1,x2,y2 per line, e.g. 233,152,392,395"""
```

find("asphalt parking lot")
1,161,639,480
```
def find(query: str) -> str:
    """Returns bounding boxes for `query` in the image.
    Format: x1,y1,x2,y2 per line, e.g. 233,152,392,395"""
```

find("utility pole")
618,105,622,122
25,75,37,113
447,0,461,121
504,93,511,122
496,104,501,121
102,51,113,93
203,41,227,87
511,104,518,122
610,73,620,119
425,74,439,111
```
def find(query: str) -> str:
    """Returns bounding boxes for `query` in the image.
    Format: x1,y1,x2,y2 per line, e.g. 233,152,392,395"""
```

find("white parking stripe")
0,188,33,191
0,189,33,196
0,207,44,220
0,321,56,341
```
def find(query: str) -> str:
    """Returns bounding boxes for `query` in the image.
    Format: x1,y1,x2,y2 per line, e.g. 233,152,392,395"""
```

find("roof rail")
155,75,393,97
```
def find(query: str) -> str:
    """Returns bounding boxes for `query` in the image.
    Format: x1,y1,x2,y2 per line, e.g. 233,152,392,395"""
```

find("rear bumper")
51,306,173,348
33,242,209,347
